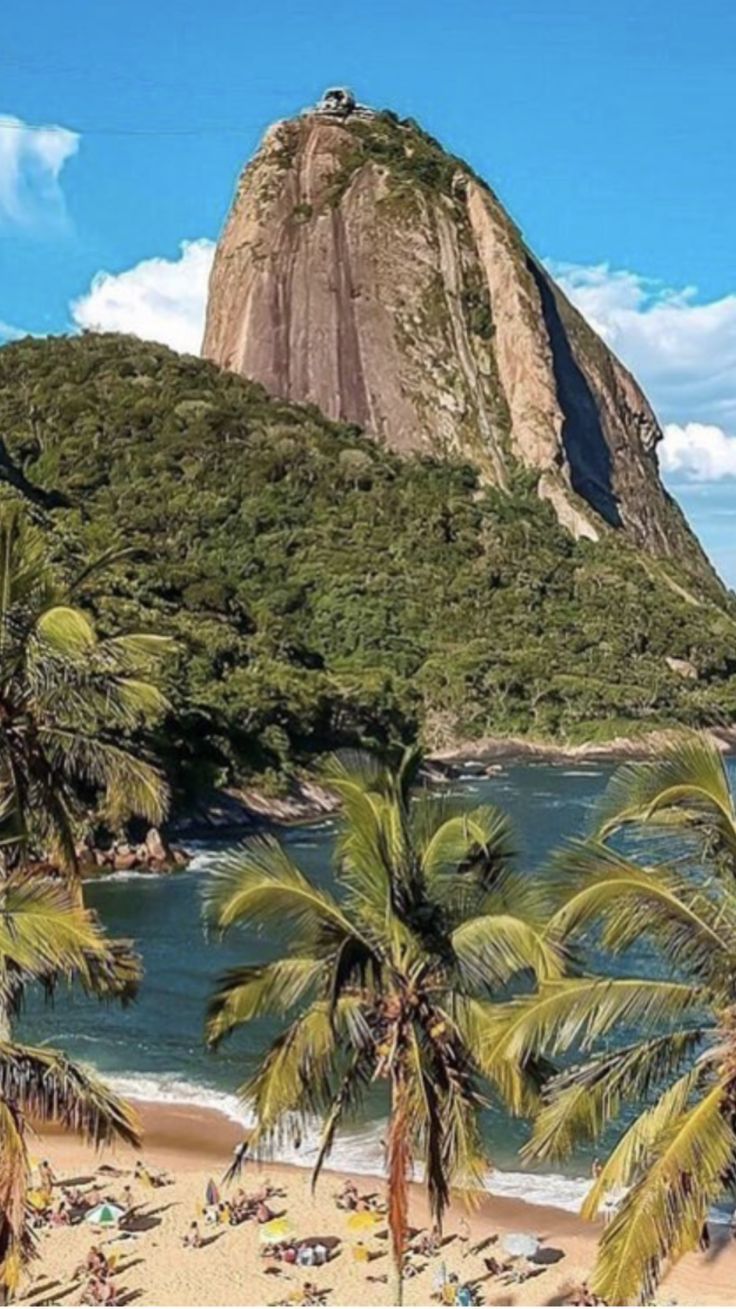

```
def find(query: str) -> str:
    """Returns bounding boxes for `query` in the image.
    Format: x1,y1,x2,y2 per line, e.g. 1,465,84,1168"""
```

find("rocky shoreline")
78,826,191,877
169,725,736,834
430,724,736,767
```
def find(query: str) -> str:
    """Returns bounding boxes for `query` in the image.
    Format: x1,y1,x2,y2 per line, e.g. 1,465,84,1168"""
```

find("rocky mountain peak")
202,96,707,570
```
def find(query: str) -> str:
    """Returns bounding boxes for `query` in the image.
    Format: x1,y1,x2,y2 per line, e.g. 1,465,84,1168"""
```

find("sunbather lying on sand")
76,1246,109,1280
82,1274,119,1306
134,1159,169,1188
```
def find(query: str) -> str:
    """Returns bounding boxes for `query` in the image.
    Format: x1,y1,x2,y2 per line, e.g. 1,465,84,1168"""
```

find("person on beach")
135,1159,167,1188
336,1179,358,1210
255,1199,274,1224
77,1247,109,1280
458,1216,470,1256
39,1159,56,1193
182,1220,202,1248
51,1199,70,1227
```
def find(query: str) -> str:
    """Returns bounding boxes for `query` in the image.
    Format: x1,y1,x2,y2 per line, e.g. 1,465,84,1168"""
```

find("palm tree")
0,859,141,1296
487,733,736,1305
0,506,171,878
204,747,564,1303
0,506,170,1296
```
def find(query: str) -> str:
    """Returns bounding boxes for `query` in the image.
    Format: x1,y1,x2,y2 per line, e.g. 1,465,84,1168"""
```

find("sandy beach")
18,1098,736,1307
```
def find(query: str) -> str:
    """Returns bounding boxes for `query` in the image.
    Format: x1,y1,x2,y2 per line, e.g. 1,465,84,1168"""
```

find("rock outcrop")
203,100,707,566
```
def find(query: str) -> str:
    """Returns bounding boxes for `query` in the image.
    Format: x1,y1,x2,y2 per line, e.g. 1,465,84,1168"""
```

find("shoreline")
27,1096,736,1306
174,726,736,832
429,723,736,767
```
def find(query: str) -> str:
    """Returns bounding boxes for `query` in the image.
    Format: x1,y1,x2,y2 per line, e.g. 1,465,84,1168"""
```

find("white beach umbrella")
502,1232,539,1258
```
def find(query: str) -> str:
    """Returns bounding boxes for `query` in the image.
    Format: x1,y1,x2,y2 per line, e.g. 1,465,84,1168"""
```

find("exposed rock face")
203,106,704,563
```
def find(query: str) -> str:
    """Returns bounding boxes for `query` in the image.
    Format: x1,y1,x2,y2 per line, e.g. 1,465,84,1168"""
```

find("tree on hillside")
0,506,171,876
489,733,736,1304
204,747,564,1303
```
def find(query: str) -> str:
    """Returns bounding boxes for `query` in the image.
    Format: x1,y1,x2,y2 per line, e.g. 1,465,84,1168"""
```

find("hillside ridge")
0,332,734,801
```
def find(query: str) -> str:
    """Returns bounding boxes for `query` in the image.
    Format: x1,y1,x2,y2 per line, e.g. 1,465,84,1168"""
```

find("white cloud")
550,260,736,481
660,422,736,482
70,239,215,355
0,114,79,228
0,320,26,342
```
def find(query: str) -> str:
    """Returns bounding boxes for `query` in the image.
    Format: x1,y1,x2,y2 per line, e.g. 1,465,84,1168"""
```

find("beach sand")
20,1098,736,1307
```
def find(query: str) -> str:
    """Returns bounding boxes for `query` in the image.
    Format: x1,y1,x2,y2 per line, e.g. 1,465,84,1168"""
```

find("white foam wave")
109,1073,252,1128
108,1073,591,1212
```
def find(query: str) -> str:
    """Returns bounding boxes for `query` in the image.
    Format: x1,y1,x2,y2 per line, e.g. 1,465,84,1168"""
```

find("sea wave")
107,1072,592,1213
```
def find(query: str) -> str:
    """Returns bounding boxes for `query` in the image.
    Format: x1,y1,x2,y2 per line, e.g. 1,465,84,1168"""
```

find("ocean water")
19,759,734,1214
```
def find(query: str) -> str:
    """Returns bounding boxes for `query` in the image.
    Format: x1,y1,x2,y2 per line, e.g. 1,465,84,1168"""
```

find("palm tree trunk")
388,1070,410,1307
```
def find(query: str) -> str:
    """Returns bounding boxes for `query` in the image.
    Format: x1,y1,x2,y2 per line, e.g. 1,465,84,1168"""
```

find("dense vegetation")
0,333,734,806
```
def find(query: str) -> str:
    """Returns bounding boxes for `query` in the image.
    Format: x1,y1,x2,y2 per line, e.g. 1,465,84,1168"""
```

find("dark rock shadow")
526,258,621,528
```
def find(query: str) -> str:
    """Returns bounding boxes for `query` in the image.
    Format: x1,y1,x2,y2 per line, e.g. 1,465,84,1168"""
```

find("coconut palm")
0,861,141,1296
204,747,564,1303
486,733,736,1305
0,506,171,877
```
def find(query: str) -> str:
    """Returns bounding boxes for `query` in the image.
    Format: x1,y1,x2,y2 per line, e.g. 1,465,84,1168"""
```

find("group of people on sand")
77,1245,119,1306
29,1154,173,1306
182,1180,281,1248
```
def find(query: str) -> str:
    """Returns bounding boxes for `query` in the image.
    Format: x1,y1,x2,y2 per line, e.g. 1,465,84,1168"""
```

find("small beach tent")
85,1203,126,1228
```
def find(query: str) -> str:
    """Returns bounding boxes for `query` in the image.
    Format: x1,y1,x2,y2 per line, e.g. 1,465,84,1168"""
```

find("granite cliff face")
203,103,704,564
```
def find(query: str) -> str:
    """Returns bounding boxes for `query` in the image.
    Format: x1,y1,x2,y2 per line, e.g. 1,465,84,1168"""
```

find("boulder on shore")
78,828,190,876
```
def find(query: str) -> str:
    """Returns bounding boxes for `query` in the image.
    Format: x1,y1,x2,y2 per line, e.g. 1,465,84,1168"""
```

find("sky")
2,0,736,581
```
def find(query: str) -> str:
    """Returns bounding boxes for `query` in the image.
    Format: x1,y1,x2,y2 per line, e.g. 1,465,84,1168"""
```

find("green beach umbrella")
85,1203,125,1228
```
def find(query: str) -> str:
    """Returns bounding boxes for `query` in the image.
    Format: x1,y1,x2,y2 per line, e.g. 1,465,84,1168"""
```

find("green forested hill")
1,332,735,800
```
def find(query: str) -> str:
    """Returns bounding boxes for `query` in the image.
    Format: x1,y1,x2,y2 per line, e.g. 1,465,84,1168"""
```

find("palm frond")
547,840,736,986
0,1041,140,1146
33,604,96,655
483,977,703,1067
451,913,565,990
419,803,516,889
591,1077,734,1305
41,727,169,828
204,836,362,948
524,1028,707,1164
310,1046,373,1190
241,997,369,1154
206,958,327,1048
448,995,548,1116
596,732,736,858
0,1096,32,1296
580,1067,702,1221
0,874,139,999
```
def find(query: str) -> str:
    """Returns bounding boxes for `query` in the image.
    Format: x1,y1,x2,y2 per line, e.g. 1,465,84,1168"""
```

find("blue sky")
2,0,736,581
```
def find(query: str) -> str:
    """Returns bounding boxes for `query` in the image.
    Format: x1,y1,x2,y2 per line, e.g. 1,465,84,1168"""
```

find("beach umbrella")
502,1232,539,1258
346,1211,381,1233
85,1203,125,1228
259,1216,295,1243
205,1178,220,1207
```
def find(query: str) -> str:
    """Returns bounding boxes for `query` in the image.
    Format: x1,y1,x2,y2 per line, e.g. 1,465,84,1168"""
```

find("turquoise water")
20,759,728,1211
